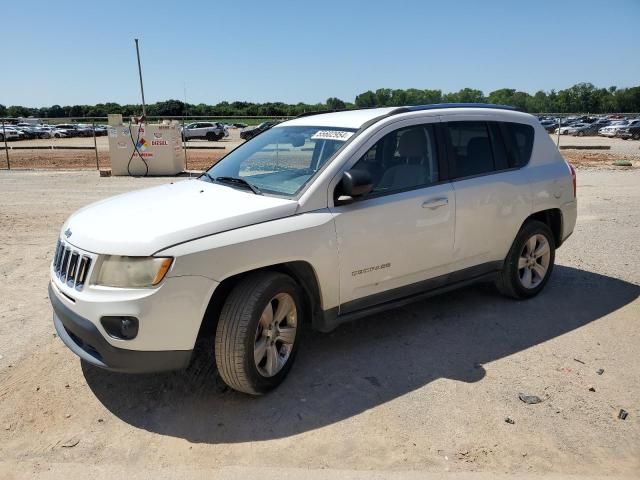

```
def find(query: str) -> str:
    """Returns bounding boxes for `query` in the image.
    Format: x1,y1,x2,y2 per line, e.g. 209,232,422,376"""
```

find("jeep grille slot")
53,241,92,290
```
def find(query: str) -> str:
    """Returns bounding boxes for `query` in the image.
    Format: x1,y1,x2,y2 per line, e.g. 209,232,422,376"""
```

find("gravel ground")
0,169,638,479
554,133,640,159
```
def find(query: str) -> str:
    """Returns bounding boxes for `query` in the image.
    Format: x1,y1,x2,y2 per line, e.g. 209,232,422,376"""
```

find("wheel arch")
523,208,563,247
196,260,323,341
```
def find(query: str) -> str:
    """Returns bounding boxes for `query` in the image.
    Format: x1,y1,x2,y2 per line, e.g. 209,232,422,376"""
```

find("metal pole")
182,115,188,170
134,38,147,117
183,85,189,170
92,120,100,170
2,119,9,170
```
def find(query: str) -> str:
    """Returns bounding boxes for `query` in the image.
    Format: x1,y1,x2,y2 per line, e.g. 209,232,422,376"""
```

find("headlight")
93,256,173,288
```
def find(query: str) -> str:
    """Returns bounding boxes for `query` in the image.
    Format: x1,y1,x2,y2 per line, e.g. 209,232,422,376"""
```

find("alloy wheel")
254,292,297,377
518,234,551,289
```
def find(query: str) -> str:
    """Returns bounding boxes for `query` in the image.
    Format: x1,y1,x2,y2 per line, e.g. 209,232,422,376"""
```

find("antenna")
134,38,147,117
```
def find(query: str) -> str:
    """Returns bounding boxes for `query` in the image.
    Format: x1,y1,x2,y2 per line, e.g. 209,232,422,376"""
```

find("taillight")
568,163,576,198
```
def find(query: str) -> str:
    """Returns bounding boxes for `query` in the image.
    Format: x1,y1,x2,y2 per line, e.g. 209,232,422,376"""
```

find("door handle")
422,197,449,209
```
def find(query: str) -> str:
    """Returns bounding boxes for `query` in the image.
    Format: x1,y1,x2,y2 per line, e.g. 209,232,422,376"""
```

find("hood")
62,179,298,256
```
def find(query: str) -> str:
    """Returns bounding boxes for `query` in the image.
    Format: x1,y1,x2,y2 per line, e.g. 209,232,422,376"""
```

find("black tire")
577,131,584,137
633,133,640,141
496,220,556,300
215,272,303,395
0,134,3,142
206,132,216,141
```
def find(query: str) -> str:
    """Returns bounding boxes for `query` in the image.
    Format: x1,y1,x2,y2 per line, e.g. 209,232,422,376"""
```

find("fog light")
101,316,139,340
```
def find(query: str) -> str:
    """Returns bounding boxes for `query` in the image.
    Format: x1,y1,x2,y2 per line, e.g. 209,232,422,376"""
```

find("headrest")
467,137,491,157
397,129,427,158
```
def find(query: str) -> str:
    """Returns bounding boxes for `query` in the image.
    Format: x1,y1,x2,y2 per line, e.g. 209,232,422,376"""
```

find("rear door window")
445,122,495,179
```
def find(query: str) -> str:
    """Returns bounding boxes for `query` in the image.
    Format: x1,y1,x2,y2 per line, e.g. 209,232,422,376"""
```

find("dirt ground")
0,166,638,479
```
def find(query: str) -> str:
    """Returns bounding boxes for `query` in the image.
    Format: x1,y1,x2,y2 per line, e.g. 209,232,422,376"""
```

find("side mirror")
336,169,373,203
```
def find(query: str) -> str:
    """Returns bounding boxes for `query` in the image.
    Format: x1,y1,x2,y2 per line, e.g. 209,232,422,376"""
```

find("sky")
1,0,639,107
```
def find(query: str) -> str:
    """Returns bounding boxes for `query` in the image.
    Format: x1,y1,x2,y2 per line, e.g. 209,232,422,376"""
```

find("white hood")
62,179,298,256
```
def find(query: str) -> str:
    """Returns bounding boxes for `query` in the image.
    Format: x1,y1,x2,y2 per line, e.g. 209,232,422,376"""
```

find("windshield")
202,125,356,196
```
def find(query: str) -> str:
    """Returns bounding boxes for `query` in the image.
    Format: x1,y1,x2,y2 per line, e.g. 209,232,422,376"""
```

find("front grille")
53,240,92,290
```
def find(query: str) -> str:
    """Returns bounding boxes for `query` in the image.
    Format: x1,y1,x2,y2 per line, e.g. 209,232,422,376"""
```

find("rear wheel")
633,132,640,140
215,272,302,395
577,131,584,137
206,132,216,141
496,220,555,299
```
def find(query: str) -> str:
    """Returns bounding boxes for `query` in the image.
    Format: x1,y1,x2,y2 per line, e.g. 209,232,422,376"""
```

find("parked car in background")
12,125,38,139
618,123,640,140
599,120,639,137
540,120,558,133
570,123,604,136
181,122,226,141
0,126,23,141
35,127,52,139
556,123,590,135
53,124,81,137
52,126,74,138
240,121,278,140
94,125,108,136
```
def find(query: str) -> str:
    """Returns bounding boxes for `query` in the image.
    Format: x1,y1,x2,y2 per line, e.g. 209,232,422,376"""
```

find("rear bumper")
50,283,192,373
560,199,577,245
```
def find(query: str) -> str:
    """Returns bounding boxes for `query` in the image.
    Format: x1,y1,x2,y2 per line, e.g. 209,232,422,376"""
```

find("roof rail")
391,103,518,114
296,102,517,120
352,103,519,133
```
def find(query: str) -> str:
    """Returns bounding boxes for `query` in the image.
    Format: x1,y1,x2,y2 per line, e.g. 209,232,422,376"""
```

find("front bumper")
50,283,192,373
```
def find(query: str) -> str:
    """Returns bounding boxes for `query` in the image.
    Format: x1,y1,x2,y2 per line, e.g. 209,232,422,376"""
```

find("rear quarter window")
501,122,535,168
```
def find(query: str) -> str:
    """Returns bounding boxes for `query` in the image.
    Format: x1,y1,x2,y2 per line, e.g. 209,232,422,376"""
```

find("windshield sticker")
311,130,354,141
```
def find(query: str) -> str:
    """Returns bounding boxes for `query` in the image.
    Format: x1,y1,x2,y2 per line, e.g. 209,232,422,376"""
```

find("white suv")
49,104,577,395
181,122,227,141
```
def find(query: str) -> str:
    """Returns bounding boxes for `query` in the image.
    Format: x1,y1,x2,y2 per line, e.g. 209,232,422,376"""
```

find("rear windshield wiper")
214,176,262,195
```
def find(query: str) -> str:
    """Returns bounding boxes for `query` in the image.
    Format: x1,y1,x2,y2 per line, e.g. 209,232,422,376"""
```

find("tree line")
2,83,639,119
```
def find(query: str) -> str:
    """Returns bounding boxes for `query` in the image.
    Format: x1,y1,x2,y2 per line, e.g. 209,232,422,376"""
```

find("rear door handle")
422,197,449,209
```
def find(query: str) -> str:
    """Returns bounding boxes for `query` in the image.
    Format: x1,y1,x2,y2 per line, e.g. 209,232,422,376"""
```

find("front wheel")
215,272,302,395
496,220,555,299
